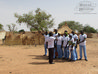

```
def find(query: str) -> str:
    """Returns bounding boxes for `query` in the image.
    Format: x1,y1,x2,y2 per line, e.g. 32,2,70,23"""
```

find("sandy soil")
0,38,98,74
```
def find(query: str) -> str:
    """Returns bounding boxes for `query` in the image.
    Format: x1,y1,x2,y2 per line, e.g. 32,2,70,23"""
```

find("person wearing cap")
53,29,58,59
47,32,56,64
71,31,78,59
68,34,77,61
57,33,63,58
62,32,69,59
79,31,88,61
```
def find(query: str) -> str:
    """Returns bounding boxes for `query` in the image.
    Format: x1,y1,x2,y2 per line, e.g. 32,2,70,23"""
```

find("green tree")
83,25,97,33
19,29,25,33
15,8,54,32
96,29,98,33
0,24,3,30
7,23,17,32
58,21,83,32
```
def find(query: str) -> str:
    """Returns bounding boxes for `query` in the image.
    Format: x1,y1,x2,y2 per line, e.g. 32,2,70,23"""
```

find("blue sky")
0,0,98,31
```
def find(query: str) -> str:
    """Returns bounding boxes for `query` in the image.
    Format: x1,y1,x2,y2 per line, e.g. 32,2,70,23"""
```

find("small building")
58,23,72,34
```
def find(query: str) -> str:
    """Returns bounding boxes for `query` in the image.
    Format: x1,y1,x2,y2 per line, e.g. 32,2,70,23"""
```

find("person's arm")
61,40,63,48
46,42,48,48
79,34,87,43
79,38,86,43
75,39,78,48
71,39,75,51
77,39,80,44
65,41,68,48
65,37,69,48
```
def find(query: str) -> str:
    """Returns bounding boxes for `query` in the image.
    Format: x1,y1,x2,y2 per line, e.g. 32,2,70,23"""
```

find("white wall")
0,31,6,40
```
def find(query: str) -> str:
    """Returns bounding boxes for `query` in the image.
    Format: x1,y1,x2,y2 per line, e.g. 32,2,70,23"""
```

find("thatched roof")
58,23,72,34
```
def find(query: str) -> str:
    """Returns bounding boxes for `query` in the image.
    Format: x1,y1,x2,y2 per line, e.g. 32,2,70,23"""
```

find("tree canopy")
0,24,3,30
15,8,54,32
83,25,97,33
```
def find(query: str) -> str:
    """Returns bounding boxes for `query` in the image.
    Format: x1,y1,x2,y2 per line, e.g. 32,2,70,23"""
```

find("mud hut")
58,23,72,35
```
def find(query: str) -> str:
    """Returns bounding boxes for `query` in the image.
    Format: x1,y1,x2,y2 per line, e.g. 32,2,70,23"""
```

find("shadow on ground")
28,62,49,65
28,55,67,65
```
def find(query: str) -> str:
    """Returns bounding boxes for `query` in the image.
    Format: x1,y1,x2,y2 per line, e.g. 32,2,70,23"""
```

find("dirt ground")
0,38,98,74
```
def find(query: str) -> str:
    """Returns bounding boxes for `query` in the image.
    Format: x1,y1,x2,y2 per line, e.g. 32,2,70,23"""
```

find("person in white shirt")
53,29,58,59
71,31,78,59
47,32,56,64
62,32,69,59
79,31,88,61
68,34,77,61
57,33,63,58
43,31,49,56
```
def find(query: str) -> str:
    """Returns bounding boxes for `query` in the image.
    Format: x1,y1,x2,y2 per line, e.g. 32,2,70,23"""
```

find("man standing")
71,31,78,59
43,31,49,56
53,29,58,59
79,31,88,61
62,32,69,59
68,34,77,61
47,32,55,64
57,33,63,58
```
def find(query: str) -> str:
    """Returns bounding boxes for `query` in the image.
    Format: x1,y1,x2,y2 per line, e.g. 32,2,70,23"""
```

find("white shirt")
57,36,63,45
44,34,49,44
63,36,69,47
47,36,55,48
79,34,87,45
53,33,58,43
53,33,58,37
68,38,75,50
73,34,78,40
72,34,78,46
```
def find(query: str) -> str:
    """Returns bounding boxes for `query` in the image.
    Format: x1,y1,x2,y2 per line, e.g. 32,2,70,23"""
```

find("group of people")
43,29,88,64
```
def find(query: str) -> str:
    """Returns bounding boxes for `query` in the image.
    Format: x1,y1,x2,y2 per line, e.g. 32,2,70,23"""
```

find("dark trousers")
48,48,54,63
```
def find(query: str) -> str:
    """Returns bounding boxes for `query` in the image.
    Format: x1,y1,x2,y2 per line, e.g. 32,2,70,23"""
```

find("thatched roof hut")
58,23,72,34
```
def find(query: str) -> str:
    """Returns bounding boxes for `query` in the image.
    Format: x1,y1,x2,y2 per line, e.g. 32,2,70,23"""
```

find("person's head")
64,30,68,37
49,32,53,36
54,29,58,34
69,34,73,39
80,30,84,35
64,30,68,33
64,32,68,37
45,31,48,35
71,31,75,35
58,33,60,37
